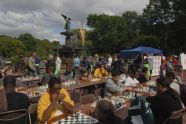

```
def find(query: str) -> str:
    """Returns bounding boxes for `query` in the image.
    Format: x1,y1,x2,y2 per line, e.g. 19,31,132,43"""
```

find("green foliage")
18,33,38,51
0,35,26,64
142,0,186,54
18,33,62,60
0,33,62,64
36,39,53,60
87,12,141,54
134,35,160,48
0,35,26,57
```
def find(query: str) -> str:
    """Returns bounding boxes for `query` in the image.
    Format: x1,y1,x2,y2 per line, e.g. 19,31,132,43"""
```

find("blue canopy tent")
120,46,162,58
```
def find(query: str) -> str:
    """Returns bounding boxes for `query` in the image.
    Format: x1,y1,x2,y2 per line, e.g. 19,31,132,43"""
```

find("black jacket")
146,88,183,124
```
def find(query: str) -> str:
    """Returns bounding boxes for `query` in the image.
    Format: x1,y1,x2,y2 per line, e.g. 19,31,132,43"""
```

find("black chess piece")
75,112,79,120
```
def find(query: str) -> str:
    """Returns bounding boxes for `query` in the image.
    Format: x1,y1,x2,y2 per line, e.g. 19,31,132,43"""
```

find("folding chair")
0,109,28,124
28,103,38,124
162,108,186,124
80,94,96,104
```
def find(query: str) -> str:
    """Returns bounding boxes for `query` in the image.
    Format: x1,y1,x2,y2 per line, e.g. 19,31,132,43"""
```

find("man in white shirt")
125,70,139,87
107,56,112,67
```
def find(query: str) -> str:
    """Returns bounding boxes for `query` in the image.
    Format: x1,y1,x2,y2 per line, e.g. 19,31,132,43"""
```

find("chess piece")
75,112,79,120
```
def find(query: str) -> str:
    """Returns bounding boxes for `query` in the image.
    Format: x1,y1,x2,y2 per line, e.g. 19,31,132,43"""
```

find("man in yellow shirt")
94,64,108,78
37,76,74,123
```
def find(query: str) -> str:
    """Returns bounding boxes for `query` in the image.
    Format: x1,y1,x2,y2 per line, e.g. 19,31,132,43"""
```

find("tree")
134,35,160,48
18,33,38,51
0,35,26,63
37,39,53,60
142,0,186,54
87,13,141,54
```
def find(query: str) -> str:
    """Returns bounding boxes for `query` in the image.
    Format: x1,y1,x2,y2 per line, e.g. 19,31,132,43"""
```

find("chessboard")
90,97,125,110
59,112,98,124
63,80,77,86
122,92,136,99
90,78,101,82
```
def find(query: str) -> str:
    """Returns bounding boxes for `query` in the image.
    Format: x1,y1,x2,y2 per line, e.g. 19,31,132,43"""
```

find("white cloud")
0,0,149,44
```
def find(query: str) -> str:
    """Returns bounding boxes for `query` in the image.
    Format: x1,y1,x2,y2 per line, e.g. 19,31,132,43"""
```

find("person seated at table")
2,67,13,77
95,100,125,124
0,88,7,112
165,72,180,94
37,76,74,123
118,73,127,84
80,69,89,81
42,64,55,85
137,67,148,84
146,77,183,124
125,69,139,87
105,71,125,96
3,75,30,111
94,64,108,78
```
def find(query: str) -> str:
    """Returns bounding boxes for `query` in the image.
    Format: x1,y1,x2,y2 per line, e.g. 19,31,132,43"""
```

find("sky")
0,0,149,44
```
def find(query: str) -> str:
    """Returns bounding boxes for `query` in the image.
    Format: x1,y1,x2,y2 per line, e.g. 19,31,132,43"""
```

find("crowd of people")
0,52,185,124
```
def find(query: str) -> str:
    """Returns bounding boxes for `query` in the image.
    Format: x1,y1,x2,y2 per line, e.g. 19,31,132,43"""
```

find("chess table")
61,78,106,91
16,86,44,103
16,76,41,84
74,96,130,121
58,112,98,124
12,73,26,77
47,112,98,124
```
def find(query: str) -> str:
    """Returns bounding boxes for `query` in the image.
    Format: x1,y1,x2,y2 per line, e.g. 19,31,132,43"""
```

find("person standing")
144,58,151,80
65,56,74,80
53,54,62,77
35,56,41,75
107,55,113,72
45,54,55,71
73,55,80,77
160,59,167,77
28,52,37,76
112,55,124,74
147,56,153,75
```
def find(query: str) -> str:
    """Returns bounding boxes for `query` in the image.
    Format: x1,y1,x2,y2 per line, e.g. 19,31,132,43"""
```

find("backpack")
128,96,154,124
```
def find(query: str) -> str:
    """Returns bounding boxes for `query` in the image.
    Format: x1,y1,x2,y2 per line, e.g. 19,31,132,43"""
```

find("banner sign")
180,53,186,70
150,56,161,76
